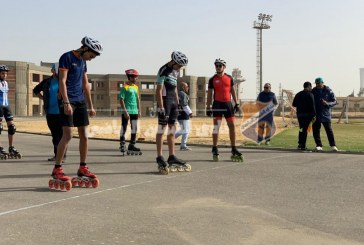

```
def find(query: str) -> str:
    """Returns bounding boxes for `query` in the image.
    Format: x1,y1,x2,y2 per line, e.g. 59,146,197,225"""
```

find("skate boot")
49,166,72,191
231,147,244,162
8,146,22,159
127,144,142,156
156,156,169,175
0,146,8,160
212,146,219,162
119,142,126,156
71,165,99,188
167,155,192,172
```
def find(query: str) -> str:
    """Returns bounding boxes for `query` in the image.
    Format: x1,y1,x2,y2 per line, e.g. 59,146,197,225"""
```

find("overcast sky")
2,0,364,99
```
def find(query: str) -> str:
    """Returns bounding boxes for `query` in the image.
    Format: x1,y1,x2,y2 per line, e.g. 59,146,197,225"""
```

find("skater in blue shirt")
49,36,103,191
33,63,67,161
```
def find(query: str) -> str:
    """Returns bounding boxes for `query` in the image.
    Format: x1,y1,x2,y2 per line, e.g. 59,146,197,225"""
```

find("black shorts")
59,101,89,127
212,101,235,120
158,97,178,125
0,106,14,122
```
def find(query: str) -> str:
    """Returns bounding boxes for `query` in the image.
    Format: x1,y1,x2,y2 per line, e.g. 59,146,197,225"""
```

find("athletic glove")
158,108,168,125
233,104,240,114
206,107,213,117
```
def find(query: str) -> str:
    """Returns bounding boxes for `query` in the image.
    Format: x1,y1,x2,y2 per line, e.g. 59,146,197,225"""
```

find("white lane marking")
0,153,294,217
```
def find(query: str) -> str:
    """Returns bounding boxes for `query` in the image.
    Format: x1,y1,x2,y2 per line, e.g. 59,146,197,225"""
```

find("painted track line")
0,153,294,217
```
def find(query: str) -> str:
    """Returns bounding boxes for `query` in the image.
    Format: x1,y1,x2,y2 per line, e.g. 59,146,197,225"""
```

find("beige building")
0,60,210,117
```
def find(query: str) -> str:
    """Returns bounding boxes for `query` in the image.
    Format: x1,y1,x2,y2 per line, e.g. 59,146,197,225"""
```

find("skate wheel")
184,164,192,172
65,180,72,191
54,181,59,189
91,178,99,188
127,151,130,155
169,166,177,172
177,166,184,172
48,179,54,189
84,180,91,188
18,154,22,159
60,182,65,190
71,177,78,187
158,166,169,175
78,180,84,187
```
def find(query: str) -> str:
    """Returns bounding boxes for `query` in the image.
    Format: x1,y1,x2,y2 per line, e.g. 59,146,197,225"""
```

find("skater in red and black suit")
206,58,243,162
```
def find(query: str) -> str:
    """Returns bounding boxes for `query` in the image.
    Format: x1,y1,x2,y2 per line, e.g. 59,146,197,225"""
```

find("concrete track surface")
0,133,363,245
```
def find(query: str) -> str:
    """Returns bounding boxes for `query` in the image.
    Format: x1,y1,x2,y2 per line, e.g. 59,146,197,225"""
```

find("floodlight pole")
253,13,272,95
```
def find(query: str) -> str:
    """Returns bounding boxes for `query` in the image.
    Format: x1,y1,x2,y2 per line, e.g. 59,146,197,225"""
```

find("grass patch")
265,123,364,152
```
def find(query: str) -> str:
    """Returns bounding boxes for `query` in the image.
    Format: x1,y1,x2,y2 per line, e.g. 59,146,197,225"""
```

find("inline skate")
156,156,169,175
49,166,72,191
167,155,191,172
127,144,142,156
0,146,8,160
212,146,219,162
119,142,126,156
231,147,244,162
8,146,22,159
71,165,99,188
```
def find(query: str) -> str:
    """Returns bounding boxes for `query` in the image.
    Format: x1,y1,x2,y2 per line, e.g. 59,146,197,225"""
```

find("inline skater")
0,64,21,159
119,69,142,156
155,51,192,174
49,36,102,191
206,58,243,162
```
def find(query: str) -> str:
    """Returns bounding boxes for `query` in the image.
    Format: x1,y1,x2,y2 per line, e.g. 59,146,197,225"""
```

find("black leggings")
120,114,138,144
46,114,66,158
313,121,336,147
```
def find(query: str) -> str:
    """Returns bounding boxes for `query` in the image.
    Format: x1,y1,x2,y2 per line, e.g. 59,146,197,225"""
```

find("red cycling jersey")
208,74,234,102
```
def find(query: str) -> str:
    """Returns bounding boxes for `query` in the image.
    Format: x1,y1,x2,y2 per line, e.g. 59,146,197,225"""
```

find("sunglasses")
264,87,270,89
215,64,223,68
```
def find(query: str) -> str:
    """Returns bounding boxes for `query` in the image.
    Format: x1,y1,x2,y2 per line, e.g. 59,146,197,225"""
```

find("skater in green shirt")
119,69,142,156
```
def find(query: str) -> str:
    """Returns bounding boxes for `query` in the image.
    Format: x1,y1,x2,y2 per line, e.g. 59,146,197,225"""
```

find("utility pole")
253,13,273,96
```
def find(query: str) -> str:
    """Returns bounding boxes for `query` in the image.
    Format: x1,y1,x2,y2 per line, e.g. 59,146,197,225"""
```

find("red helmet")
125,69,139,77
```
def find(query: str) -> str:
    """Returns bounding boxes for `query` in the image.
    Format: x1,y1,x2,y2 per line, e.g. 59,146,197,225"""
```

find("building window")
141,94,154,101
198,97,203,103
198,85,203,90
32,74,40,82
141,82,155,90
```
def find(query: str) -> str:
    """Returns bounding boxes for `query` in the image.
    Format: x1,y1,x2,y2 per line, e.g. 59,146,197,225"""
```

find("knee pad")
8,124,16,135
0,124,3,135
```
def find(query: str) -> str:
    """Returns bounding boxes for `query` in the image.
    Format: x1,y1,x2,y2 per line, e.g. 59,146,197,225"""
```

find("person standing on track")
206,58,243,162
155,51,191,174
175,82,193,151
50,36,102,189
119,69,142,156
0,64,21,159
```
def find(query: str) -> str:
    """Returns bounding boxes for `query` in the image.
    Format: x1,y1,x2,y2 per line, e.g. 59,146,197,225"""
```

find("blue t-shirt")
0,80,9,106
59,51,87,102
47,77,60,114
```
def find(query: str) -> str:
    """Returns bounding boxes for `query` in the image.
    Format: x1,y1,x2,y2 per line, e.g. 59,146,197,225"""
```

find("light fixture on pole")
253,13,273,95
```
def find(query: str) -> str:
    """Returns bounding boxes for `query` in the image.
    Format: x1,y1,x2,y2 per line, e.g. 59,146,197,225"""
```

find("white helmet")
171,51,188,66
81,36,103,55
214,58,226,67
0,65,10,72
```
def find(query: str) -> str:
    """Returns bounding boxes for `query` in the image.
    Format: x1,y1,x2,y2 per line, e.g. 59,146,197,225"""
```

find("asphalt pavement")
0,133,363,245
